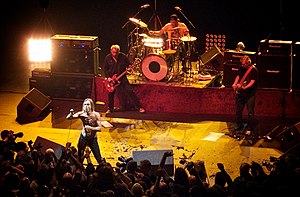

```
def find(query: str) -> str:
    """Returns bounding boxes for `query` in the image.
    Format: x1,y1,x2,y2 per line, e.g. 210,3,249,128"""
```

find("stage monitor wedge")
17,88,52,124
132,149,174,176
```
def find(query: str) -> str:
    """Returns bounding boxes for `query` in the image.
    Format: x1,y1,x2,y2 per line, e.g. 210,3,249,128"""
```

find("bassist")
232,55,258,136
103,44,145,114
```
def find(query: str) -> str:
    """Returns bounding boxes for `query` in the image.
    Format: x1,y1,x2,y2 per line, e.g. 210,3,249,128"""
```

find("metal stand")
147,0,163,30
122,6,148,53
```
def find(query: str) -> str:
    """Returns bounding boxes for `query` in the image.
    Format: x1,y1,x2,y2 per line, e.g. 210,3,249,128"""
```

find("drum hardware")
147,0,163,31
181,36,197,42
180,36,199,75
143,37,164,48
129,18,148,29
163,39,177,54
139,33,149,38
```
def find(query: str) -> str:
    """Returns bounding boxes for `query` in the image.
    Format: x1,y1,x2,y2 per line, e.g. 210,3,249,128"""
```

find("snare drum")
142,54,168,81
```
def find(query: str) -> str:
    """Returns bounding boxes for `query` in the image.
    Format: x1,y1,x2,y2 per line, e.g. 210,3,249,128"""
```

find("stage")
94,75,300,119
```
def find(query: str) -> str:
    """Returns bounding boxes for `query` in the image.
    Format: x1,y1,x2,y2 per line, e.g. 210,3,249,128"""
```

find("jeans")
235,94,256,132
77,134,103,164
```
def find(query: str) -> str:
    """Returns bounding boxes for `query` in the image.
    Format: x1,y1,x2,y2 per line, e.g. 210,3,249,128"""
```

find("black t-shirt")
237,65,258,97
103,52,130,83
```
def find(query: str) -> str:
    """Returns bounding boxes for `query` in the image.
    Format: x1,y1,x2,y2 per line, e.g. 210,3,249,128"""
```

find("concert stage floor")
0,91,289,181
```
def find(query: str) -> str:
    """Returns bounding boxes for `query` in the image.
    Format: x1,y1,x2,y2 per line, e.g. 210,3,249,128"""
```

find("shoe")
139,108,145,113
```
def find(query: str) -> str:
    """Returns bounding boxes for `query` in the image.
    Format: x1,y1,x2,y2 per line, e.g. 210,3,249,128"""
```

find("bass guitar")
234,65,254,97
103,58,141,92
234,81,247,96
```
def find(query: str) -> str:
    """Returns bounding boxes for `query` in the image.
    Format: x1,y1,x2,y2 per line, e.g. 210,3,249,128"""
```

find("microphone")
141,4,150,9
67,109,74,119
175,6,182,11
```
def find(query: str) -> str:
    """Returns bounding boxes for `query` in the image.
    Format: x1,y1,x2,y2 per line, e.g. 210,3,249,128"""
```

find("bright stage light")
205,33,226,52
28,38,52,62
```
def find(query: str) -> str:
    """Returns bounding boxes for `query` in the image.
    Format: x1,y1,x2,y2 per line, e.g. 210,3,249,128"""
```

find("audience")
1,129,300,197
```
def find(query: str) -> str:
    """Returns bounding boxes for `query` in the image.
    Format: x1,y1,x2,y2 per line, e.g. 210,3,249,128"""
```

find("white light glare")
28,38,52,62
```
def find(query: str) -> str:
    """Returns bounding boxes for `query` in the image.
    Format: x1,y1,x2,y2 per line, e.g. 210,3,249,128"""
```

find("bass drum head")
142,54,168,81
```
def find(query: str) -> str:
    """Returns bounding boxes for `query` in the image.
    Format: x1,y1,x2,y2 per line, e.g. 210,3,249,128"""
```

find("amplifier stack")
222,50,256,87
30,34,100,101
256,40,292,91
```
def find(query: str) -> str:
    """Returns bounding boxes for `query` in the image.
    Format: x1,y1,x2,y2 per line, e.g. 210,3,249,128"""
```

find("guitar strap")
238,64,254,85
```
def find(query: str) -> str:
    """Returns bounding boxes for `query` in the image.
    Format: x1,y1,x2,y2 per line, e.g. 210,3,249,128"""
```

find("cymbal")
139,33,149,38
181,36,197,42
129,18,148,28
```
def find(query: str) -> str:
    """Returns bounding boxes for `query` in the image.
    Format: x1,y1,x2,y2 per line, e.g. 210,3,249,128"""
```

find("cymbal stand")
122,5,148,52
186,42,195,77
148,0,163,30
176,7,196,78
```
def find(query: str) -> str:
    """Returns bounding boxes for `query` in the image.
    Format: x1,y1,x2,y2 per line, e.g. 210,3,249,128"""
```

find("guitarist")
232,55,258,136
103,44,145,114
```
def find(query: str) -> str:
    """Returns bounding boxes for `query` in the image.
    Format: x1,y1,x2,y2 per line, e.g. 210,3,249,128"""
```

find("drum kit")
128,17,198,82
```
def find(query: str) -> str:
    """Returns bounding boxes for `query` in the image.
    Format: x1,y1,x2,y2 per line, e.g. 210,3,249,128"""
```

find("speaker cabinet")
29,76,53,96
51,48,99,75
222,63,240,87
224,50,257,65
293,42,300,92
132,149,174,176
256,55,291,90
33,136,64,158
51,74,94,101
200,45,224,71
51,34,100,75
17,88,52,123
275,122,300,154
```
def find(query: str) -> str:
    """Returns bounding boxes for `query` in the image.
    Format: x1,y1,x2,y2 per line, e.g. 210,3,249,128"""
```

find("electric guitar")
103,58,141,92
234,65,254,97
234,81,247,96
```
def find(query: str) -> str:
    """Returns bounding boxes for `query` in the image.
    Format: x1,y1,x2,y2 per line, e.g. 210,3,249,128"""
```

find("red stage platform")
94,77,300,119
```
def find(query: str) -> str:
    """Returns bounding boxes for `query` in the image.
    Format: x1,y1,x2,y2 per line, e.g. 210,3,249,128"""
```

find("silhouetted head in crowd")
126,160,138,173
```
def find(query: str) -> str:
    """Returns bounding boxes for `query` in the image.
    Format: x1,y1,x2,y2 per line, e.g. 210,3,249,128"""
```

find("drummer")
149,14,190,73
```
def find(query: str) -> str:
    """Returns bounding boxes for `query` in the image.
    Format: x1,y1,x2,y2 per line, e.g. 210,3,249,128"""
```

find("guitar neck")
115,59,140,81
115,68,129,81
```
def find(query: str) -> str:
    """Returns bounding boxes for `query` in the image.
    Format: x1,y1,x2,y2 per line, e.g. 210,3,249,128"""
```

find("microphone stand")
177,8,195,29
122,7,146,53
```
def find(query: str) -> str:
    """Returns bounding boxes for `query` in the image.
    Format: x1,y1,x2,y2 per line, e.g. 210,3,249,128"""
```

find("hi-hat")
129,18,148,28
181,36,197,42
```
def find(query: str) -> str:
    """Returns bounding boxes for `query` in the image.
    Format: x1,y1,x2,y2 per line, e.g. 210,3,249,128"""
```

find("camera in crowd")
13,132,24,138
1,130,24,140
116,156,133,172
262,156,281,171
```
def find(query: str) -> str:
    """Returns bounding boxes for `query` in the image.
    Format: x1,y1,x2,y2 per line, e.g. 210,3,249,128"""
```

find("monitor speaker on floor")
33,136,65,158
274,122,300,154
132,149,174,176
200,45,224,71
16,88,52,124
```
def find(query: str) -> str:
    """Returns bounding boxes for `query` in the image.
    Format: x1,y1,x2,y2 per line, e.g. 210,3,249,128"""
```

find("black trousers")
108,80,141,111
235,94,256,132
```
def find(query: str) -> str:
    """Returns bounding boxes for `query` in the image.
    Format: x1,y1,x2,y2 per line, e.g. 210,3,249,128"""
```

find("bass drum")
142,54,168,81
